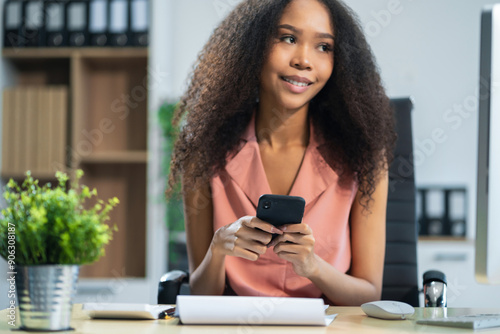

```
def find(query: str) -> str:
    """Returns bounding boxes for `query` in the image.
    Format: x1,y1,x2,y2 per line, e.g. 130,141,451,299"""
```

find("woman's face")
260,0,334,112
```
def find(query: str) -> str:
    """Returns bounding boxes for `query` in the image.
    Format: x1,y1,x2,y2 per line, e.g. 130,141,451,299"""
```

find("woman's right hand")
211,216,283,261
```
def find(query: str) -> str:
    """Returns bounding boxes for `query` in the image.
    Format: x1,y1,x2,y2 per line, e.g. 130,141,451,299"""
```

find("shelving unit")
1,47,148,279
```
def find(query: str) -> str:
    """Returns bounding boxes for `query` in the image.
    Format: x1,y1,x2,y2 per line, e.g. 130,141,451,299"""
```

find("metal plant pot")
15,264,79,331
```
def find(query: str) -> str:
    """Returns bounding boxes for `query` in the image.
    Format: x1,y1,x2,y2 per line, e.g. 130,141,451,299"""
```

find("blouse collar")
224,113,340,208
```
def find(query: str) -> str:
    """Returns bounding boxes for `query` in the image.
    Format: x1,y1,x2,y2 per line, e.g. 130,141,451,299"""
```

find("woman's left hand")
270,223,319,278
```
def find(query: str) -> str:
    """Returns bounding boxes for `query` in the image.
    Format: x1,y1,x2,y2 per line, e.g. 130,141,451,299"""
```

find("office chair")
158,97,420,306
381,97,419,306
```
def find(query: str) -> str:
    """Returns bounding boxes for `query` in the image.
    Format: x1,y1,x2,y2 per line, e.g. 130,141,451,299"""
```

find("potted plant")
0,170,118,331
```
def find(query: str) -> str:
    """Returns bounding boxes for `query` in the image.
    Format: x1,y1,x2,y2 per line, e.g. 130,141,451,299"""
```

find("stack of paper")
83,303,174,320
176,296,336,326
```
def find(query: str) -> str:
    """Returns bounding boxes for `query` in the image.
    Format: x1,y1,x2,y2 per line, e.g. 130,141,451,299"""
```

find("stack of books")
1,86,68,178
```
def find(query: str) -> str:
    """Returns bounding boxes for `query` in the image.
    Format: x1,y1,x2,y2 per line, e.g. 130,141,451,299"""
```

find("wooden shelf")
2,47,148,59
1,46,149,279
80,151,148,164
1,171,60,180
79,163,146,278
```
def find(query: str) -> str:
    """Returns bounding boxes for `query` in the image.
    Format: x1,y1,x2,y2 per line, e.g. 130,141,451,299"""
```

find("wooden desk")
1,305,500,333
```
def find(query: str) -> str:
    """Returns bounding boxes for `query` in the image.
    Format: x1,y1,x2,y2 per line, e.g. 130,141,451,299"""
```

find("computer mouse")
361,300,415,320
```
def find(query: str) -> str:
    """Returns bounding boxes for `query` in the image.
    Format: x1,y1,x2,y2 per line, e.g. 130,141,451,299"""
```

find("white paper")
82,303,173,320
177,296,334,326
325,314,338,326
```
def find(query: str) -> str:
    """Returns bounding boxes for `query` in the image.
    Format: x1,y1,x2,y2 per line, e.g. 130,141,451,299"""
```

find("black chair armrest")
157,270,189,304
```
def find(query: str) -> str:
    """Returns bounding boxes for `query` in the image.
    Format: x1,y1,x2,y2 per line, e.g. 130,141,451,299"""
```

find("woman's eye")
319,44,332,52
281,36,296,44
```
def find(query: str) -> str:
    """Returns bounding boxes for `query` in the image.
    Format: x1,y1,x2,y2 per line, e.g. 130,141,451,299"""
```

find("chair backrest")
382,97,419,306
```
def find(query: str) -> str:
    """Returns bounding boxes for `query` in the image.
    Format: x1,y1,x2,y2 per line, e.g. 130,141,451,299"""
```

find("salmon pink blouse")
210,115,358,298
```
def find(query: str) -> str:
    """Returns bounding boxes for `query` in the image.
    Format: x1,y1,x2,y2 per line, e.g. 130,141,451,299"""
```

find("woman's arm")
184,182,283,295
272,171,388,305
183,182,225,295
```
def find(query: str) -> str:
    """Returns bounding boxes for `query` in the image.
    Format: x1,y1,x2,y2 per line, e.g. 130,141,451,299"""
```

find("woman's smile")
281,75,313,93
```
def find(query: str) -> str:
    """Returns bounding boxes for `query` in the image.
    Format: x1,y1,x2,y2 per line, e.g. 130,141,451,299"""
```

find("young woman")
167,0,396,306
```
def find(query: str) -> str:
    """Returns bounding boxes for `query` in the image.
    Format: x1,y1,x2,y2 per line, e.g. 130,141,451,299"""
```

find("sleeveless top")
210,115,358,298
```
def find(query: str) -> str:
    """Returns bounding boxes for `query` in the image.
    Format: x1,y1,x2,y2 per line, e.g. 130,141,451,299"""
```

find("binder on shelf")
109,0,129,46
44,0,66,47
66,0,88,47
3,0,23,47
21,0,45,47
89,0,108,46
130,0,148,46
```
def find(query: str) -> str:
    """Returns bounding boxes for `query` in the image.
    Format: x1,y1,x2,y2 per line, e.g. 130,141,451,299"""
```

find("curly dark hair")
167,0,396,209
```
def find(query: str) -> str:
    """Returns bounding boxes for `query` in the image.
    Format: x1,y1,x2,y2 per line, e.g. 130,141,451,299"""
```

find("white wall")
349,0,500,237
169,0,239,98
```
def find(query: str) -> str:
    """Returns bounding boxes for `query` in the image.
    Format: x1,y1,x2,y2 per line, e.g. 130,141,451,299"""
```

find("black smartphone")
256,194,305,226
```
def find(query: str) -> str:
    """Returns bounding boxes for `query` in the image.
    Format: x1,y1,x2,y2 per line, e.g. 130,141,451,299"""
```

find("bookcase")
1,47,148,279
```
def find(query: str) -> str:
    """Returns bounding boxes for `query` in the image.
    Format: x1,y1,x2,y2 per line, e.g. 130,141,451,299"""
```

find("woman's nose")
291,46,312,70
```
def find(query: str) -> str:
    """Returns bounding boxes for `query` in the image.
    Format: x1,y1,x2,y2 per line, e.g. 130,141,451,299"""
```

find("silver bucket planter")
15,264,79,331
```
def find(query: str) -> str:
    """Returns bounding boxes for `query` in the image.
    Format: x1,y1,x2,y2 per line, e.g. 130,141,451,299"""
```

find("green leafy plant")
158,101,178,163
158,101,183,222
158,101,186,269
0,170,118,265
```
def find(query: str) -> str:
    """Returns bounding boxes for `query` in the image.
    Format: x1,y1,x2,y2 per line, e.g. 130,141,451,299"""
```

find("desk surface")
2,305,500,333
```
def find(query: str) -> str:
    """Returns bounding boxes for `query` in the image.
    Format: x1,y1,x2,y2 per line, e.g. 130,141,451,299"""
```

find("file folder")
66,0,88,46
3,0,23,47
22,0,45,47
44,0,66,47
130,0,148,46
89,0,108,46
109,0,129,46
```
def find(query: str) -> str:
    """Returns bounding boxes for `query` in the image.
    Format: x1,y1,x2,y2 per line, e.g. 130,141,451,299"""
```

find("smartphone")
256,194,305,226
